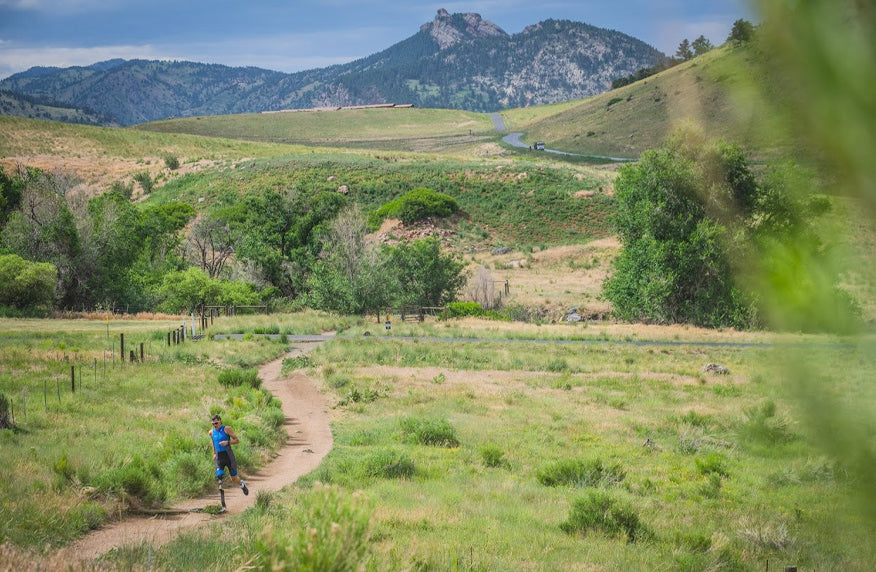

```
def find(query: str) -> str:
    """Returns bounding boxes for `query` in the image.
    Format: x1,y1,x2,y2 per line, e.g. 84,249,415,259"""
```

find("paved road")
490,112,632,162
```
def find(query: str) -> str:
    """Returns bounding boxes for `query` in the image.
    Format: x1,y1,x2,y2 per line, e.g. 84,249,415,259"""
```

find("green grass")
0,311,350,550
2,317,874,570
136,107,496,153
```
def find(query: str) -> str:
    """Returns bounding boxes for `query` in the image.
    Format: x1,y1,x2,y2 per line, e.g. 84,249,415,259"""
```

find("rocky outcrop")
422,9,508,49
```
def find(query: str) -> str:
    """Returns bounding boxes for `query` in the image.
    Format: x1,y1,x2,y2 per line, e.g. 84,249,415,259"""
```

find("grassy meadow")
2,313,873,571
136,108,498,155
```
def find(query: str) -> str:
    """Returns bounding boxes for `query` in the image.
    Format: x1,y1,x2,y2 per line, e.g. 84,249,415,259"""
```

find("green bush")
217,367,261,388
537,458,626,488
560,491,650,543
399,416,460,447
479,444,510,469
446,301,485,318
361,449,416,479
695,452,730,477
255,484,373,571
133,171,153,193
738,400,796,445
163,154,180,170
374,187,459,224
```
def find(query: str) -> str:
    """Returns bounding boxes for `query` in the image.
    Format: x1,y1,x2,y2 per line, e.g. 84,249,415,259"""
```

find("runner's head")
211,414,221,426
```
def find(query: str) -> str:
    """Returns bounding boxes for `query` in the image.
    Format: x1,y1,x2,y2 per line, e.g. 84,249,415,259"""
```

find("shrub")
479,444,511,469
560,491,649,543
695,452,730,477
255,484,373,571
375,187,459,224
218,367,261,388
361,449,416,479
164,154,180,170
446,301,485,318
537,458,626,488
738,400,796,445
133,171,153,193
399,416,460,447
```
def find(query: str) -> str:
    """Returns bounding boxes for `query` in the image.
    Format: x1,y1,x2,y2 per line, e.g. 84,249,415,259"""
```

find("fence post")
120,333,125,363
71,365,75,393
140,343,144,362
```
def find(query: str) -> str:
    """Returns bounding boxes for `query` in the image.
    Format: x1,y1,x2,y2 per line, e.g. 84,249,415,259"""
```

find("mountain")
0,9,663,126
0,89,116,126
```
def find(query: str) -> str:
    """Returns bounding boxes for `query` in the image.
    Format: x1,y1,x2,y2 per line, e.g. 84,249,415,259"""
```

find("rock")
491,246,511,255
563,309,583,322
337,185,349,194
701,363,729,375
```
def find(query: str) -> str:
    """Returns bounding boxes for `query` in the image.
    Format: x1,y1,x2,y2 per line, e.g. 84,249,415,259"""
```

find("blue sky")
0,1,755,80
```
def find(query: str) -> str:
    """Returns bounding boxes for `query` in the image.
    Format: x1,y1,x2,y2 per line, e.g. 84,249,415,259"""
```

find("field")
1,313,873,571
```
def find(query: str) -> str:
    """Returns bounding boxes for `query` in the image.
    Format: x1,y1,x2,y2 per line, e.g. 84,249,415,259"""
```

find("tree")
692,35,714,56
385,237,467,308
727,19,755,45
0,169,81,307
675,38,693,61
603,133,763,328
0,253,56,309
184,212,236,279
308,205,393,315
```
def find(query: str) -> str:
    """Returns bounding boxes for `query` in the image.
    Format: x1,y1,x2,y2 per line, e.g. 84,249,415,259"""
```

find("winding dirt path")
59,340,333,563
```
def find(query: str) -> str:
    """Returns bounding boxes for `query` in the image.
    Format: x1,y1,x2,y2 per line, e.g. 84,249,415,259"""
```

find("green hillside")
136,107,497,154
502,45,795,161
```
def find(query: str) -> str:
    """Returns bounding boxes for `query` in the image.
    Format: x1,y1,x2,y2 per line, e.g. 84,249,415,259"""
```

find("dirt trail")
59,340,333,563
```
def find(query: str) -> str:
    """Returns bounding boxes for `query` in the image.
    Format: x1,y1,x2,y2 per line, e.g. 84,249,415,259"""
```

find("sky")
0,1,756,80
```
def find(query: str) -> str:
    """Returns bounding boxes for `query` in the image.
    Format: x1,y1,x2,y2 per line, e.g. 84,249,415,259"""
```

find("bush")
133,171,153,193
399,416,460,447
164,154,180,170
479,444,510,469
738,400,796,445
695,452,730,477
560,491,650,543
218,367,261,388
361,449,416,479
446,301,485,318
374,187,459,224
255,484,373,572
537,458,626,488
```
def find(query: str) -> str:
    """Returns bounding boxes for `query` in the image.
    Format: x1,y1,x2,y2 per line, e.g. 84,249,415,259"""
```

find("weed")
537,458,626,488
695,452,730,477
217,367,261,388
255,484,373,571
479,444,511,469
399,416,460,447
560,491,650,543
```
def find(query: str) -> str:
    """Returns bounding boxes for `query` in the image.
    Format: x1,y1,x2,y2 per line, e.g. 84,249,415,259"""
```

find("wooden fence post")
71,365,75,393
120,333,125,363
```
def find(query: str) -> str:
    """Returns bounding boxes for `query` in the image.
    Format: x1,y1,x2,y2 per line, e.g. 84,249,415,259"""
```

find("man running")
209,414,249,495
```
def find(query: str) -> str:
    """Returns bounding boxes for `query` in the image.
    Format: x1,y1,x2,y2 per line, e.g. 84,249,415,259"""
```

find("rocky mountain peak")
420,8,507,49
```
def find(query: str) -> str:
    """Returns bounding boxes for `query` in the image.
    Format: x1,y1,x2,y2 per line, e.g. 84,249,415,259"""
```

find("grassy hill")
135,107,498,154
501,45,796,161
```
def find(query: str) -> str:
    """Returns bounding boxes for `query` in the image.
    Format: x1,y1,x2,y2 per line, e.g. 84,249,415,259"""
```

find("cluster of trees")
603,130,855,332
0,166,467,316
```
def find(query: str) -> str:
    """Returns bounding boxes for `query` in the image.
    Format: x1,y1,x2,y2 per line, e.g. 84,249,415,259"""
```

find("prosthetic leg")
216,470,227,513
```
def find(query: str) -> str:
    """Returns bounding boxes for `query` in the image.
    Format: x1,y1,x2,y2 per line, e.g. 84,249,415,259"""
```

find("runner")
209,414,249,496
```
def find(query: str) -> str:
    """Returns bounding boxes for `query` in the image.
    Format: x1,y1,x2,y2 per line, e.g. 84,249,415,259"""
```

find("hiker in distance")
209,414,249,495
